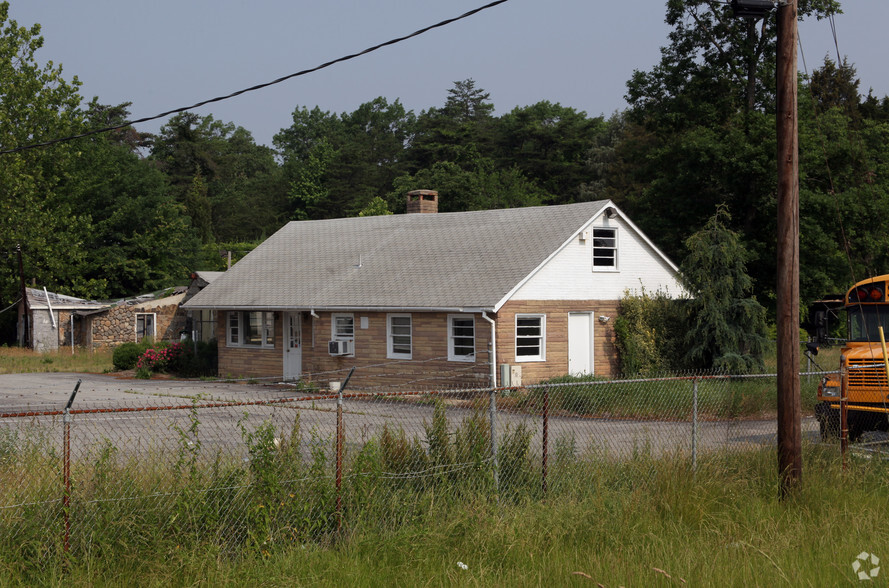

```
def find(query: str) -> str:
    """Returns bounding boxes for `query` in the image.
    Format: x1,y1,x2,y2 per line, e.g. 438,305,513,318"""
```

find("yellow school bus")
816,275,889,440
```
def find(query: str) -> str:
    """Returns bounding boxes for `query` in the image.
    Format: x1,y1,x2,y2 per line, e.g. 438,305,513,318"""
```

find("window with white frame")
135,313,156,341
448,314,476,362
515,314,545,362
226,311,274,348
331,313,355,355
227,311,239,346
332,314,354,340
387,314,412,359
592,227,617,270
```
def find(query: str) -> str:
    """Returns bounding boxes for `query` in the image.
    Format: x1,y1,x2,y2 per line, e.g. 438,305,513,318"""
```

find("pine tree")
681,205,768,373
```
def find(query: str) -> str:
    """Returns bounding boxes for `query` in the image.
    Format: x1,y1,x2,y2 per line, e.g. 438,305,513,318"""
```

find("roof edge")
492,200,681,311
181,304,495,313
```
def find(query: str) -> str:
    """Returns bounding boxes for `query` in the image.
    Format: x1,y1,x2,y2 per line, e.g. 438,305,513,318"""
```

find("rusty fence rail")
0,370,831,565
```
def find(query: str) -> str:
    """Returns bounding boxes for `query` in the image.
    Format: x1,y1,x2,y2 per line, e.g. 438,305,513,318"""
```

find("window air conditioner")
328,340,353,356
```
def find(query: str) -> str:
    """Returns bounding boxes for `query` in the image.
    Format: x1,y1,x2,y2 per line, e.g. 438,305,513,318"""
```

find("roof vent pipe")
43,287,57,329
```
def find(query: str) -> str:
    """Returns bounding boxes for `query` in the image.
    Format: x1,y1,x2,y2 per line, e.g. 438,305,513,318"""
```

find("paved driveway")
0,372,823,462
0,372,293,409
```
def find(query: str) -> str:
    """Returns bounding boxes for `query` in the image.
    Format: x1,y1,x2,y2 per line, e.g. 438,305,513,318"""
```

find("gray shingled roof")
195,271,224,283
25,288,107,311
184,201,610,311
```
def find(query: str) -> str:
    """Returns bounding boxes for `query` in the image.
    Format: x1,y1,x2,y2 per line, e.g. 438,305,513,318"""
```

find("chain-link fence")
0,369,834,566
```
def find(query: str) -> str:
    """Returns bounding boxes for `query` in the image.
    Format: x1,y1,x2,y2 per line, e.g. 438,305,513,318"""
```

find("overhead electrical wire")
0,0,509,156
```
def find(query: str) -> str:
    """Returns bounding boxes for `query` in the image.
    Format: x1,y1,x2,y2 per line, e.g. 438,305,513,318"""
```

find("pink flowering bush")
135,342,185,379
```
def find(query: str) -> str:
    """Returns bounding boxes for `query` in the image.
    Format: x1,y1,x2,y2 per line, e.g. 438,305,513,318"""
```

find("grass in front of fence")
0,347,113,374
3,400,888,586
513,373,822,420
17,445,889,587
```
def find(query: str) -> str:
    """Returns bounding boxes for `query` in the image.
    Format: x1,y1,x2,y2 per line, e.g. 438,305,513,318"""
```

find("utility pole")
775,0,801,494
17,244,29,349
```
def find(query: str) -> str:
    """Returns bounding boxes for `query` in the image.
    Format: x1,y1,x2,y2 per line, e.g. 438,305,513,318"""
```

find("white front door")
283,312,302,381
568,312,594,376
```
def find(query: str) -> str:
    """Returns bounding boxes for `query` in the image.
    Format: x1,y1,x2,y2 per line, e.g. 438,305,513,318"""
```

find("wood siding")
511,216,682,301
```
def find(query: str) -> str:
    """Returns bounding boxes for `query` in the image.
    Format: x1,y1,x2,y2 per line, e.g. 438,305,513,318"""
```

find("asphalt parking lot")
0,372,823,462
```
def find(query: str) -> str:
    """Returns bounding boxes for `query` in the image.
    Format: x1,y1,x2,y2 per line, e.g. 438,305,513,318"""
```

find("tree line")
2,0,887,342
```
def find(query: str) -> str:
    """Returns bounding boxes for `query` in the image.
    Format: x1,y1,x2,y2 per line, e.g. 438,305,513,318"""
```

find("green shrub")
171,339,218,377
613,289,688,376
134,341,184,379
112,341,150,371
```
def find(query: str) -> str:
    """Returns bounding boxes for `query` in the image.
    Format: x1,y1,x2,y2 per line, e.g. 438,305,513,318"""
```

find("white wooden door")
568,312,594,376
283,312,302,381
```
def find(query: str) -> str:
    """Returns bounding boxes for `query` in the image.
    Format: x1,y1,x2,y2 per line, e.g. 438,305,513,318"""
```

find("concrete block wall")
215,316,284,378
214,303,621,389
30,309,59,352
495,299,620,383
302,311,492,390
215,310,493,389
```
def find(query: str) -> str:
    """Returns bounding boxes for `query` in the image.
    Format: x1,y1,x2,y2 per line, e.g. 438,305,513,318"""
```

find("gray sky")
9,1,888,148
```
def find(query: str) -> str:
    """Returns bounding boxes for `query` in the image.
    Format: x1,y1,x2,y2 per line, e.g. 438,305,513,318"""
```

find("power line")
0,0,510,156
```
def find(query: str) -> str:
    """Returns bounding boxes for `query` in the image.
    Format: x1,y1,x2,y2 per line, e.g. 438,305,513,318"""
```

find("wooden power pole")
17,244,29,349
775,0,802,494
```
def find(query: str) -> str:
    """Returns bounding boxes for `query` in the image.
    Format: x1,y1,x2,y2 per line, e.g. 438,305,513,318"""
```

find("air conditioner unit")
328,339,353,356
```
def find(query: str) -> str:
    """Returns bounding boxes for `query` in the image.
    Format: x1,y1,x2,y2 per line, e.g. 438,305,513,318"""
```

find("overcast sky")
9,1,889,148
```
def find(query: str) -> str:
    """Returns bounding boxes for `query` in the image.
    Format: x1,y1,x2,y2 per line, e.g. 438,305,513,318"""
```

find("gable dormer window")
592,227,617,270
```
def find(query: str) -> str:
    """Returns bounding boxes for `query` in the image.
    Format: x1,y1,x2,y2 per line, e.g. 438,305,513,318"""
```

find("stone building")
19,272,222,352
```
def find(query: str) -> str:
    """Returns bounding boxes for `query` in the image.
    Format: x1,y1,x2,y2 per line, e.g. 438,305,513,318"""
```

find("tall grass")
0,347,113,374
3,401,888,586
15,446,888,587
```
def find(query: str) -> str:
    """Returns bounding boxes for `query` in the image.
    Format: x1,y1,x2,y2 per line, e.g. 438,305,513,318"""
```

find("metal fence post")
840,365,848,470
335,368,355,534
692,378,698,473
62,379,81,556
542,386,549,496
489,388,499,496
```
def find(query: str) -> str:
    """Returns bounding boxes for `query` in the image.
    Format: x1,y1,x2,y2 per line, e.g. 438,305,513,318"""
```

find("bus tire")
816,404,840,441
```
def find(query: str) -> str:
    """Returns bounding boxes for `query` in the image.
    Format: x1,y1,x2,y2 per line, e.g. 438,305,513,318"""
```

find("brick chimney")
406,189,439,214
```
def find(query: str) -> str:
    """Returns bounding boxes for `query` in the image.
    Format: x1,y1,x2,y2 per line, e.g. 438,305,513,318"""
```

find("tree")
275,99,415,219
152,112,286,241
798,71,889,298
443,79,495,122
626,0,840,128
809,56,861,123
494,101,605,203
184,171,213,244
387,156,545,214
328,97,415,216
680,206,768,373
0,2,101,318
84,99,153,152
273,106,342,162
207,126,285,241
610,0,843,311
358,196,392,217
286,139,334,221
409,79,496,171
67,111,201,297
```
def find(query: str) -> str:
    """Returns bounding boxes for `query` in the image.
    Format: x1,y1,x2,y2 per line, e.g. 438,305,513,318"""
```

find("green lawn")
0,347,113,374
